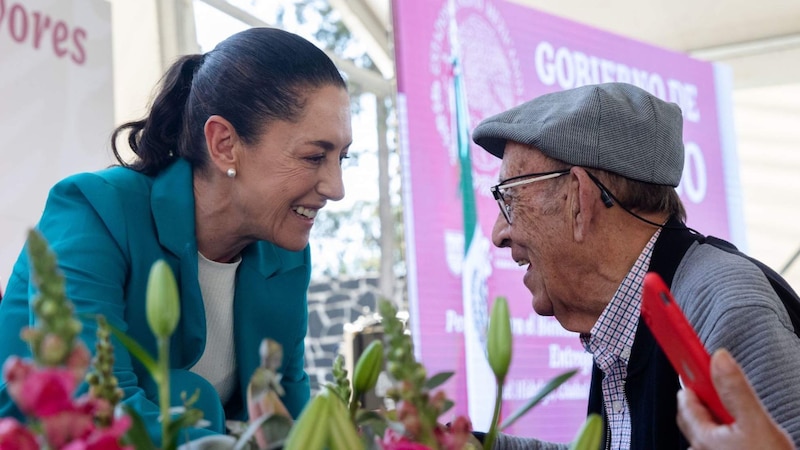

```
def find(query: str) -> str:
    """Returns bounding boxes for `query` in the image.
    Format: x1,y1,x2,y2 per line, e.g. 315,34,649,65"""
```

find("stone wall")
304,275,406,393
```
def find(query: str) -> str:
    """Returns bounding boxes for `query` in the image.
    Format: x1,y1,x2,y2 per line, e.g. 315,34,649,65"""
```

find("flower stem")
349,390,359,422
484,382,504,450
158,336,171,446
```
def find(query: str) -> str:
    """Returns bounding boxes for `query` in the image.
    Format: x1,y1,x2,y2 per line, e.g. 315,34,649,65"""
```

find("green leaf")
440,399,454,415
355,409,389,438
108,323,159,381
120,405,158,450
362,426,386,450
328,354,352,404
355,409,387,425
163,408,205,450
424,371,454,390
569,413,604,450
500,369,578,430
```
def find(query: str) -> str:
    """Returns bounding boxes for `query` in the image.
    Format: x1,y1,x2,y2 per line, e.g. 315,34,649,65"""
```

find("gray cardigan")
490,233,800,449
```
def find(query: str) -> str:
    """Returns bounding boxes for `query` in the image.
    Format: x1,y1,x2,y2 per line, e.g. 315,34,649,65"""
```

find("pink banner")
394,0,736,442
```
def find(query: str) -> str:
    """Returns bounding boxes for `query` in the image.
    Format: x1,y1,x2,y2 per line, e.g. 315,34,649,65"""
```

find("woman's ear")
571,167,603,242
204,115,238,174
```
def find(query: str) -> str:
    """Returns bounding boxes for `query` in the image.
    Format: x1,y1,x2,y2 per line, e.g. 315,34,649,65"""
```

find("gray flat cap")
472,82,684,186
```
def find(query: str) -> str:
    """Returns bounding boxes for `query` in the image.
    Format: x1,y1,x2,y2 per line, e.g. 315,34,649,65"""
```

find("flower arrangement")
0,230,602,450
279,298,603,450
0,229,133,450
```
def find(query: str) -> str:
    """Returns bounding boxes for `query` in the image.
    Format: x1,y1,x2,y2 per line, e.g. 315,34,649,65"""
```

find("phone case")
641,272,735,424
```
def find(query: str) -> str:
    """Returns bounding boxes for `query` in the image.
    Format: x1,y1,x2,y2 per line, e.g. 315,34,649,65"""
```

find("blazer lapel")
150,159,205,368
232,243,308,414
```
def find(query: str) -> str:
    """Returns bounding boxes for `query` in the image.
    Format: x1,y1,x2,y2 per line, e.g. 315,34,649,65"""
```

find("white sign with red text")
0,0,114,291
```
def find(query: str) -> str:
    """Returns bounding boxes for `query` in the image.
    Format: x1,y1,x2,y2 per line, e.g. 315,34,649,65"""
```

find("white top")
191,251,241,404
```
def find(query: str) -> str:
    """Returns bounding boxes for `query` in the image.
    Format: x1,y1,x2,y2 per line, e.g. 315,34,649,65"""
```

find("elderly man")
471,82,800,450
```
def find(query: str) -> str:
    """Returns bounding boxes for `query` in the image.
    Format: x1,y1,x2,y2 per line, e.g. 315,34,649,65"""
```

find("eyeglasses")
490,169,571,224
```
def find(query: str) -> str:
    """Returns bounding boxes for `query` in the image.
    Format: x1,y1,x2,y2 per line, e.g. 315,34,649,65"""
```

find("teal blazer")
0,159,311,443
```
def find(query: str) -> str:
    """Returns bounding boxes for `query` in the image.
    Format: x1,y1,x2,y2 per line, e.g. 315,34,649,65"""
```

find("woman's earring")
227,168,237,178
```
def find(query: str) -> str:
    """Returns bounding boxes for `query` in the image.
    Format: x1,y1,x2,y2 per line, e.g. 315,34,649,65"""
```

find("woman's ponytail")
111,54,204,175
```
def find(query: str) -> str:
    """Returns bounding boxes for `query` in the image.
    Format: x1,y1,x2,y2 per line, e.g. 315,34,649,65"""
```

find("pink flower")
21,368,78,417
60,415,133,450
0,417,39,450
3,356,78,417
37,396,130,450
435,416,474,450
396,401,422,438
2,356,34,404
41,407,95,448
382,440,434,450
381,428,434,450
65,343,92,385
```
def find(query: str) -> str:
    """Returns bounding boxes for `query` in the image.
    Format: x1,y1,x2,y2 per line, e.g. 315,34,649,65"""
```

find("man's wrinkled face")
490,143,577,321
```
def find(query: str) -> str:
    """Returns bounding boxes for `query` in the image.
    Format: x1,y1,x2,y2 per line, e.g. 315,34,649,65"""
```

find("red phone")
641,272,734,424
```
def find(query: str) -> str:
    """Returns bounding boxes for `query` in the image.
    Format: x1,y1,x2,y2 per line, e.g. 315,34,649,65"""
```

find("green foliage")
283,389,364,450
278,0,378,97
327,354,352,405
424,371,454,390
569,414,604,450
379,300,426,392
24,229,82,367
379,299,448,448
483,297,512,450
500,369,578,431
85,315,124,427
235,414,293,450
25,223,598,449
111,260,203,449
120,405,158,450
107,324,158,382
283,393,329,450
483,299,586,450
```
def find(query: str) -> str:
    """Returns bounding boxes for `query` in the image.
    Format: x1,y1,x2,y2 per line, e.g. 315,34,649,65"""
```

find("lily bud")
487,297,512,382
283,393,329,450
352,340,383,395
325,389,365,450
146,260,180,339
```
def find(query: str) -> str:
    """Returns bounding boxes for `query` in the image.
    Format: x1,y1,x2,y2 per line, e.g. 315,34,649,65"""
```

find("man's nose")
491,213,511,248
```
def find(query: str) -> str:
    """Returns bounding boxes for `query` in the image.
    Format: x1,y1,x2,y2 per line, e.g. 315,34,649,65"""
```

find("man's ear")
204,115,238,174
571,167,602,242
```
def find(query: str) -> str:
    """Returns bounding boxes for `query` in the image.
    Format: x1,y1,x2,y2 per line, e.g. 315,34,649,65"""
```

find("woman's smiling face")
232,84,352,251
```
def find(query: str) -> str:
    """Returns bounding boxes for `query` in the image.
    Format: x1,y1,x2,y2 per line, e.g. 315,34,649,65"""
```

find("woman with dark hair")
0,27,351,444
